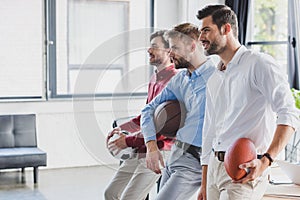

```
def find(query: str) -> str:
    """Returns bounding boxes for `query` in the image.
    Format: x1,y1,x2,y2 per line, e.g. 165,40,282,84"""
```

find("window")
0,0,44,100
48,0,152,98
247,0,288,73
0,0,225,100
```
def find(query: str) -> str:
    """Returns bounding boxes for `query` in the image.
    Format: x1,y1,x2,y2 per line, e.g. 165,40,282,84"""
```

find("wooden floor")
0,165,299,200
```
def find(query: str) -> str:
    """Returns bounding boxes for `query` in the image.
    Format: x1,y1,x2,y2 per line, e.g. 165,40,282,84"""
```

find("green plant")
291,88,300,109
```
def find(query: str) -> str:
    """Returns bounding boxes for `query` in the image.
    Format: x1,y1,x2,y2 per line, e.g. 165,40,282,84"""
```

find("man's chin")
150,62,162,67
204,50,210,56
175,64,185,69
149,57,156,64
205,49,217,56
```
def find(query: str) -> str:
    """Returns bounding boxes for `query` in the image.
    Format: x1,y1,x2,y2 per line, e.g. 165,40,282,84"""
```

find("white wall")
0,98,145,169
155,0,225,29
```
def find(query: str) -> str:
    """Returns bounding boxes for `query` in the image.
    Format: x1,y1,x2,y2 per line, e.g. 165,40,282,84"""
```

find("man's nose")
198,32,205,42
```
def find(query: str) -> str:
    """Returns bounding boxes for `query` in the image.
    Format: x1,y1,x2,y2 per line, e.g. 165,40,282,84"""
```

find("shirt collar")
217,45,247,71
155,64,175,81
230,45,247,65
184,58,214,78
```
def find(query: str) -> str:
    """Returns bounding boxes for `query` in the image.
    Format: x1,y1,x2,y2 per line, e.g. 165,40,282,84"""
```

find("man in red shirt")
104,30,177,200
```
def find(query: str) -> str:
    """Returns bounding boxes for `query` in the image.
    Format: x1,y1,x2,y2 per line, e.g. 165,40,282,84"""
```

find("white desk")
263,166,300,199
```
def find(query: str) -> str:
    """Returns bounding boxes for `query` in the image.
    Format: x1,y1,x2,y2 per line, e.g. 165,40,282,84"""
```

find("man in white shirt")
196,5,300,200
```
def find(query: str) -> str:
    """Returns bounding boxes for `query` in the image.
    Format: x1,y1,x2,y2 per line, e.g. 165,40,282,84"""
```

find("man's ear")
191,41,196,52
221,23,231,35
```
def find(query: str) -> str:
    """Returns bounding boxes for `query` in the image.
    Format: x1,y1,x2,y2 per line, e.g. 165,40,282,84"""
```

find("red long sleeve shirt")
119,64,177,155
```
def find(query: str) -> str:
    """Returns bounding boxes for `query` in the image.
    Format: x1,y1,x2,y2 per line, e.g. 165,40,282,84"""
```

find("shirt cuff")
125,136,134,148
277,113,300,131
144,135,157,143
201,151,211,165
125,135,145,148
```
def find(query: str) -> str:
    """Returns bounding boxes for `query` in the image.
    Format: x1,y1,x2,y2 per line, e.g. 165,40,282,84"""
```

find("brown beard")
174,57,190,69
206,41,226,55
149,57,162,66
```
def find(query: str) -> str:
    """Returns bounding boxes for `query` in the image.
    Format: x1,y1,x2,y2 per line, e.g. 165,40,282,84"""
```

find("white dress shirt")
201,46,300,165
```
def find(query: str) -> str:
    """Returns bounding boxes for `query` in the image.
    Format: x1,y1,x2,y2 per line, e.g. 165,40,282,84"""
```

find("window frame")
246,0,289,73
46,0,154,99
0,0,46,101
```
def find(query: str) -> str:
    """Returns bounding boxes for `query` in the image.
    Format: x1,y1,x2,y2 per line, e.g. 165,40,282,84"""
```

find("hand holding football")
224,138,256,180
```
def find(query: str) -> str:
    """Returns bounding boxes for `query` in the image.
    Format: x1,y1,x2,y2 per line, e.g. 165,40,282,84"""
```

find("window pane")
247,0,288,73
68,0,127,66
0,0,44,99
55,0,150,96
250,0,288,41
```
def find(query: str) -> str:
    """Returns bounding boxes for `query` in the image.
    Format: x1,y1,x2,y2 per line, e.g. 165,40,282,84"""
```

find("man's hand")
197,165,208,200
233,157,269,184
107,132,128,155
197,186,206,200
106,127,122,148
146,140,165,174
234,125,295,184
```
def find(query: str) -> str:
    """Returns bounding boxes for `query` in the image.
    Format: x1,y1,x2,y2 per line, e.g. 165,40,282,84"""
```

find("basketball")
108,133,135,161
153,100,186,138
224,138,256,181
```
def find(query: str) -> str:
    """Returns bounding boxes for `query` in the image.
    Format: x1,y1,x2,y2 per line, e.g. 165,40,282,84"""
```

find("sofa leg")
21,168,26,183
33,167,38,184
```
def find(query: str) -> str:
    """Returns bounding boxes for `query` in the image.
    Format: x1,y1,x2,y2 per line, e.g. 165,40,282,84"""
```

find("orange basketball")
153,100,186,138
224,138,256,180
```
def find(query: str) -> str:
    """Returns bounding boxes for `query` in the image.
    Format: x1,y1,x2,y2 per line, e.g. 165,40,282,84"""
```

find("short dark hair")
164,23,200,42
197,5,238,39
150,30,169,48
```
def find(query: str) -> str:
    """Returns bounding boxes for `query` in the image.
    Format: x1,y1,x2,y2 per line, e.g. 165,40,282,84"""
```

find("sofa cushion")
14,115,37,147
0,148,47,169
0,116,14,148
0,114,37,148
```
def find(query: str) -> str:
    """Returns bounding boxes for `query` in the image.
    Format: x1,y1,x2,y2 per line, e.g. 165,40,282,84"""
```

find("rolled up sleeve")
254,55,300,130
141,85,177,143
201,86,216,165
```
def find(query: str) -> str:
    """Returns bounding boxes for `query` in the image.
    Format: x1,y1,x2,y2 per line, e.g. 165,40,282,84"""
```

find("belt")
214,150,263,162
175,140,201,162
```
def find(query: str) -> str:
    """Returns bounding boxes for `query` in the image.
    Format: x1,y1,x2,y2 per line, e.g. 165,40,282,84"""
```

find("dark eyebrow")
200,26,210,32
